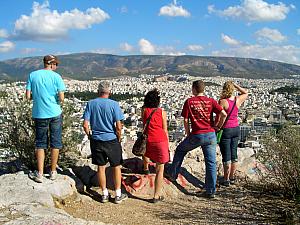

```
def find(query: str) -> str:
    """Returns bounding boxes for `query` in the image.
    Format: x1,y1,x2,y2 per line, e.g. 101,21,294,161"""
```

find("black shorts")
90,138,123,167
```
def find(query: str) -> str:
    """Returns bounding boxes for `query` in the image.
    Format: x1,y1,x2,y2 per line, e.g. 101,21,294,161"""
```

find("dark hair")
143,89,160,108
192,80,205,94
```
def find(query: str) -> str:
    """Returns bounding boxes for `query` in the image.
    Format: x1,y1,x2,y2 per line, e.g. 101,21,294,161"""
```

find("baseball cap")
43,55,60,65
98,81,111,93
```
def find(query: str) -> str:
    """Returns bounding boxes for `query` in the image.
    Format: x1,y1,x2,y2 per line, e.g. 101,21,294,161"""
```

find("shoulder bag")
132,108,158,156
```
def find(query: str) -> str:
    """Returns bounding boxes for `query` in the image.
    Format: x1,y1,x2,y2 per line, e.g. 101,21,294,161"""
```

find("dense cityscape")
1,74,299,154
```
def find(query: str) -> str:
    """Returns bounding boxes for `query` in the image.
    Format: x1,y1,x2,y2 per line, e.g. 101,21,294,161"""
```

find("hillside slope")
1,53,300,80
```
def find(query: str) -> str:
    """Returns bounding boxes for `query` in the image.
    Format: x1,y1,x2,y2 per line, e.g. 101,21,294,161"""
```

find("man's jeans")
169,132,217,194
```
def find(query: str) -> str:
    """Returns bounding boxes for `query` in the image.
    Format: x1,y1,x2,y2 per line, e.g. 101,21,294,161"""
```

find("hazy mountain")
1,53,300,81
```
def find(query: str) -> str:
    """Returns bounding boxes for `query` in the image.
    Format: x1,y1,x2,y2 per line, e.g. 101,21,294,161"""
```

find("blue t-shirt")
82,98,124,141
26,69,66,119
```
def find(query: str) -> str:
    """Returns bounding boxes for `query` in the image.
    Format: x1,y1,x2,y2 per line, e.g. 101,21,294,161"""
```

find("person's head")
143,89,160,108
220,81,235,99
43,55,59,70
98,81,111,97
192,80,205,95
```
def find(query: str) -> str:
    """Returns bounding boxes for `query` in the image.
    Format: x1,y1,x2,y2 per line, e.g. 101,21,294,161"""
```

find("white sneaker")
49,170,58,180
114,193,128,204
28,170,43,183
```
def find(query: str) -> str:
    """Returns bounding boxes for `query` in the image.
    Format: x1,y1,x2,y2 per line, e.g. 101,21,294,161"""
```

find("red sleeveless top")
143,108,168,143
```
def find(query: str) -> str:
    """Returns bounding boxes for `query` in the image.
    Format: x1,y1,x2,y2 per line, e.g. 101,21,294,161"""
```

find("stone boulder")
0,171,77,208
0,171,105,225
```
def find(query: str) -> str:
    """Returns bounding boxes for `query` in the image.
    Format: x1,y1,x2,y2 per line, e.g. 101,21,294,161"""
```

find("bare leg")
154,163,164,199
113,165,122,190
97,166,107,191
229,162,238,179
223,163,231,181
50,148,59,171
36,149,45,175
143,156,150,171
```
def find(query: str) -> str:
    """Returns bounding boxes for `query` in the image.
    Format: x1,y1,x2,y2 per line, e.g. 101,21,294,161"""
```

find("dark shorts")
90,138,123,167
34,115,62,149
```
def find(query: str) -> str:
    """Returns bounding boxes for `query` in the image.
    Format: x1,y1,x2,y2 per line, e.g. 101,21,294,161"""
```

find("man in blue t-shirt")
26,55,66,183
83,81,127,204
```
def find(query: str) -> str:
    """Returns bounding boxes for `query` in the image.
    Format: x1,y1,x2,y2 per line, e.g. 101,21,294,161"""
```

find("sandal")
230,178,236,185
142,170,150,175
151,196,165,203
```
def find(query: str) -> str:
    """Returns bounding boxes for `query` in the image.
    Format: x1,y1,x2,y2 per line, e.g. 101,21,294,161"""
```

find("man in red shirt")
166,80,227,198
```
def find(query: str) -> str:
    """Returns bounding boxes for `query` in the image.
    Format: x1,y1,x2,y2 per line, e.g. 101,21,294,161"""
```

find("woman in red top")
142,89,169,203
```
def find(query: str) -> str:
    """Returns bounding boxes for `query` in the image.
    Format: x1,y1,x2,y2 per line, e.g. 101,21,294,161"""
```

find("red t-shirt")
181,96,223,134
143,108,168,142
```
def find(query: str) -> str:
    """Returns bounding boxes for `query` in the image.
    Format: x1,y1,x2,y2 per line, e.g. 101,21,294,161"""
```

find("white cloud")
212,44,300,65
221,33,240,46
0,41,15,53
119,6,128,14
187,45,203,51
208,0,294,22
120,42,134,52
12,1,110,41
20,47,40,54
255,27,286,43
297,29,300,35
91,48,116,54
0,29,8,38
161,51,186,56
158,45,186,56
138,38,155,55
159,1,190,18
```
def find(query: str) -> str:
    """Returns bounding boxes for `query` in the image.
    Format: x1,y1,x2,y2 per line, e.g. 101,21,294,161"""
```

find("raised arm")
234,83,248,108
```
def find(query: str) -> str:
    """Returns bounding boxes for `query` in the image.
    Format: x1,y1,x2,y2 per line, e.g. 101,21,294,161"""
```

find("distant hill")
1,53,300,81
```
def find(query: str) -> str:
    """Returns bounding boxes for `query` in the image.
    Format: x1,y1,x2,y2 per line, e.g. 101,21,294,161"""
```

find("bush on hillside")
0,97,82,170
257,124,300,198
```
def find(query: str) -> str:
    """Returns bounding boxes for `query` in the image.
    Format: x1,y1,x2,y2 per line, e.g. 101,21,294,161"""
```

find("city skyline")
0,0,300,65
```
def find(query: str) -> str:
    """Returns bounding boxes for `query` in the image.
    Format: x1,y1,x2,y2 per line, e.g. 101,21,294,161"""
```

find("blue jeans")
34,115,63,149
219,126,240,164
169,132,217,194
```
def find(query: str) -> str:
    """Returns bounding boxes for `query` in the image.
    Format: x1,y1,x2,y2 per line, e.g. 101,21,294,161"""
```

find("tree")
0,97,83,170
258,124,300,198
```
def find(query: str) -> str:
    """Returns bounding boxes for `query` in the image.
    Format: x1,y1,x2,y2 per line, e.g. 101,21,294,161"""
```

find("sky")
0,0,300,65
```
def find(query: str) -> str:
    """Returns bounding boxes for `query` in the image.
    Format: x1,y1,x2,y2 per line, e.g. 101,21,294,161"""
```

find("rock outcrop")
0,171,105,225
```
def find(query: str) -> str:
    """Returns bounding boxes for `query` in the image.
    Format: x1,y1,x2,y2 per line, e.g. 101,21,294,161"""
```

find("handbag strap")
221,97,236,129
142,108,158,134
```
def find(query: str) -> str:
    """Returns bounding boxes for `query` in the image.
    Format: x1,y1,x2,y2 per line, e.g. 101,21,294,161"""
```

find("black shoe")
197,191,215,199
114,193,128,204
100,195,109,203
151,196,165,203
220,179,230,187
164,172,176,182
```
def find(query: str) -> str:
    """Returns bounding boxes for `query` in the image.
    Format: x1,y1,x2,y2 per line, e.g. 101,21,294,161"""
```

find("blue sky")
0,0,300,65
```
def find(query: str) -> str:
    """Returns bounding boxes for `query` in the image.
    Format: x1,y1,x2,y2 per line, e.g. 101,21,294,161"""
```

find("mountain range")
1,53,300,81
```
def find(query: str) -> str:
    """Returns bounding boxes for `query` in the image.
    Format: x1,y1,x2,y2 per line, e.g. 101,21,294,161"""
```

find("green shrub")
258,124,300,198
0,98,83,170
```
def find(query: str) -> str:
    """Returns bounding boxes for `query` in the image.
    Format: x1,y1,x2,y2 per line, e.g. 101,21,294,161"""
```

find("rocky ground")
1,148,299,225
61,176,299,225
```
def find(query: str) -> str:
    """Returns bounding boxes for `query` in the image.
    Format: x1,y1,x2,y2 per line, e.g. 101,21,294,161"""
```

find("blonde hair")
220,81,235,99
